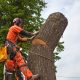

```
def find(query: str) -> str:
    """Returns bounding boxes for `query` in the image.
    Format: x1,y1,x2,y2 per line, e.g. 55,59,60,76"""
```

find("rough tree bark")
28,12,68,80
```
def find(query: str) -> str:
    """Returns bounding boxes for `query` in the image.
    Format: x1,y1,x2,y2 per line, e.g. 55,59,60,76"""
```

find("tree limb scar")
32,38,47,47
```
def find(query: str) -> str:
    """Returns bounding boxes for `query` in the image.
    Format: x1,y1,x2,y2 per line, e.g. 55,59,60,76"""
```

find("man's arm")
19,30,33,37
19,30,39,37
18,35,35,42
18,36,28,42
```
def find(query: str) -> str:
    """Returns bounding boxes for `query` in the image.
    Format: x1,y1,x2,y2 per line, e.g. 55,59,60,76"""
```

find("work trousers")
5,40,33,79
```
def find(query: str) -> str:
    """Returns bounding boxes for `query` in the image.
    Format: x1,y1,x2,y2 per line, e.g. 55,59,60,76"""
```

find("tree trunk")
28,12,68,80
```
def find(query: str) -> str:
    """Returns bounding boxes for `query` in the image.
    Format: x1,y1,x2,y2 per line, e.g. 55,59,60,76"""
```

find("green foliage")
0,0,46,31
0,26,8,46
53,41,64,62
0,62,4,79
53,41,64,72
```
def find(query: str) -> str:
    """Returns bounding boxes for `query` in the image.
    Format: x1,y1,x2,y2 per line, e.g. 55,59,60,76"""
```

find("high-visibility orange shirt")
6,25,23,44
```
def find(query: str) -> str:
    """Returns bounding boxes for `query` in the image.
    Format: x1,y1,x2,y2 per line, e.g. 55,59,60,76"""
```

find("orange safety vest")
6,25,23,44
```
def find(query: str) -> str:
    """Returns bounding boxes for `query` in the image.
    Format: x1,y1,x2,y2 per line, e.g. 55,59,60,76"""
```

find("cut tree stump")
28,12,68,80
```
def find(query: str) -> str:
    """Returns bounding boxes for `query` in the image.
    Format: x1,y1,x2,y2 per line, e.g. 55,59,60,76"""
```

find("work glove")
27,36,35,43
33,31,39,36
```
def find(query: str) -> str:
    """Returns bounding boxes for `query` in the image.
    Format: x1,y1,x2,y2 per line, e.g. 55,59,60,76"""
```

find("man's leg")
13,51,40,80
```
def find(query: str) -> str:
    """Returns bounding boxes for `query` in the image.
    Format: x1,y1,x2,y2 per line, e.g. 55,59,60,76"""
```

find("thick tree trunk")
28,12,68,80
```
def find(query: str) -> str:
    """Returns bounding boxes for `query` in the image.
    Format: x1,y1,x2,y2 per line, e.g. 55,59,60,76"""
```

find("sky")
41,0,80,80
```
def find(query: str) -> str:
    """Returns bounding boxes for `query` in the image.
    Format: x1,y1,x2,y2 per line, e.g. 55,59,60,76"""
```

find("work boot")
29,74,40,80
